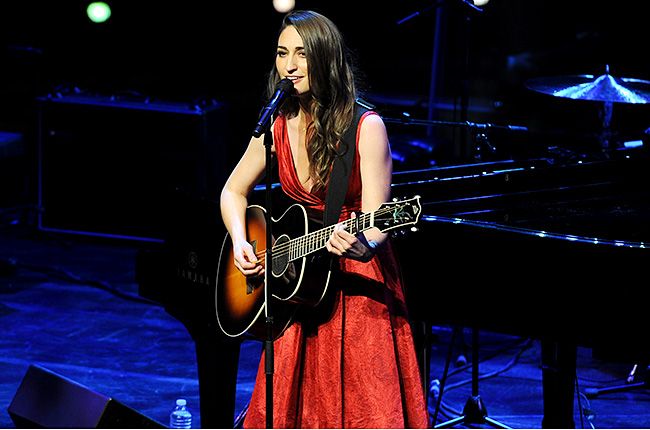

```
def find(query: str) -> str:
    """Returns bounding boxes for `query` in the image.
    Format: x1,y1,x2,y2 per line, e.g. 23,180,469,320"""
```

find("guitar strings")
247,204,408,265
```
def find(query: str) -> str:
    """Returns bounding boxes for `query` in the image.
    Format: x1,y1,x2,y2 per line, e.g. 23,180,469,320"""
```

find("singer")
219,10,428,428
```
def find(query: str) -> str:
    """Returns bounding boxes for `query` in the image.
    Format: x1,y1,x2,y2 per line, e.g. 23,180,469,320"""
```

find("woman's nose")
284,54,298,72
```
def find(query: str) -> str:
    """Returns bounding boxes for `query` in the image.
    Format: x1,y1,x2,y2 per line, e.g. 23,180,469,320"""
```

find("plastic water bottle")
429,378,441,403
169,398,192,429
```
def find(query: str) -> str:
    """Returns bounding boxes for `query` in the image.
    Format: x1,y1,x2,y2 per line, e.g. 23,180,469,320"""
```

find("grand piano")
393,150,649,341
136,139,650,428
390,148,650,428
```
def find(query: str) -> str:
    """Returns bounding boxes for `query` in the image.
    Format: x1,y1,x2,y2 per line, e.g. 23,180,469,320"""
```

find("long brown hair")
268,10,359,192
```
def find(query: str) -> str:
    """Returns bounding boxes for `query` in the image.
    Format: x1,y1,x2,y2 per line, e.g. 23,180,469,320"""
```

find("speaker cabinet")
8,364,165,428
37,94,230,241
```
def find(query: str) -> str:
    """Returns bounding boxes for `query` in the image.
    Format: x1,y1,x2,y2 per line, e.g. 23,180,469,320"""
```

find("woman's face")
276,25,309,95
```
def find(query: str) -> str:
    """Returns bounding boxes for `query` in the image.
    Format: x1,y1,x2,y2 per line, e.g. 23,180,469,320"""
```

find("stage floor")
0,223,649,429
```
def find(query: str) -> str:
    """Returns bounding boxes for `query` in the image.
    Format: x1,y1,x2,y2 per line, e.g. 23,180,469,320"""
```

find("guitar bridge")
247,240,258,294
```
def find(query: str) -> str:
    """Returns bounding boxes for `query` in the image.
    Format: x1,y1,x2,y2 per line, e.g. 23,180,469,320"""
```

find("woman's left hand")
325,212,375,262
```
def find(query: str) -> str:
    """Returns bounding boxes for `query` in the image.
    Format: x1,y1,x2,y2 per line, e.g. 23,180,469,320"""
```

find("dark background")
1,0,649,212
1,4,649,428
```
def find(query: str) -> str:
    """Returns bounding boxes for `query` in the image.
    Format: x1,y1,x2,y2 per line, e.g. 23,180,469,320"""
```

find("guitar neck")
276,212,374,262
270,196,420,264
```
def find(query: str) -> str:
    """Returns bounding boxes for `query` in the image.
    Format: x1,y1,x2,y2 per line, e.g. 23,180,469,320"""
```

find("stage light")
473,0,490,6
273,0,295,13
86,2,112,23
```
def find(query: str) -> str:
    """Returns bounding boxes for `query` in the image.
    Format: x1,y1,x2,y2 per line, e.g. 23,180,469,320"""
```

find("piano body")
391,150,650,428
136,192,241,429
136,147,650,428
393,152,649,341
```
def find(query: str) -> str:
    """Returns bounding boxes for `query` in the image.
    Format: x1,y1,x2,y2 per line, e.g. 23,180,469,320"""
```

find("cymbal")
525,72,650,104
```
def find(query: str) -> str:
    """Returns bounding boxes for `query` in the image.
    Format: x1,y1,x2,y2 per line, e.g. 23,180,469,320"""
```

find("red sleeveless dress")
243,113,429,429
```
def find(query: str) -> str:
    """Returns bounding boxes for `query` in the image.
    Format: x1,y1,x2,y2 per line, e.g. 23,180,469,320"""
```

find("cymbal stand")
598,100,616,152
434,326,512,429
594,65,621,152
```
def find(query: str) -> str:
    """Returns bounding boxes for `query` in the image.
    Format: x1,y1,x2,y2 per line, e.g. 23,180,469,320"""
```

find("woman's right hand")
232,240,264,277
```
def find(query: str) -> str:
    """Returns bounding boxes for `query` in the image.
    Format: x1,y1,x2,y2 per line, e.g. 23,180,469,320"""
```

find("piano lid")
391,152,650,244
421,214,648,250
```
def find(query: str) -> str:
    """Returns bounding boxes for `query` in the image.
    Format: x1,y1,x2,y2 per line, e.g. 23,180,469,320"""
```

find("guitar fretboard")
273,212,374,263
267,197,419,265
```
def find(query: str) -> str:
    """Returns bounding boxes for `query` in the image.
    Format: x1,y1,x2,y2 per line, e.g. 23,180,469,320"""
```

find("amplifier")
37,94,230,241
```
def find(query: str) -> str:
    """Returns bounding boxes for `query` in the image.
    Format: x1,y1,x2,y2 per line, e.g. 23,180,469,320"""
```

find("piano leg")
195,334,241,428
191,330,242,428
412,320,432,397
541,339,577,429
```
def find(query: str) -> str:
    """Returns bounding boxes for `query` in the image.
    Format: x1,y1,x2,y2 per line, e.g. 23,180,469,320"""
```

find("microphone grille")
277,78,294,92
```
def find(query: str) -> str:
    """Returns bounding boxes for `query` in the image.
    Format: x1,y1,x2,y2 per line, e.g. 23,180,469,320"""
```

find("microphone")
252,78,294,137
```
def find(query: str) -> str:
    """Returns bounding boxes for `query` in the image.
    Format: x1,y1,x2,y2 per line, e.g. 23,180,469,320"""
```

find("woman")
220,9,428,428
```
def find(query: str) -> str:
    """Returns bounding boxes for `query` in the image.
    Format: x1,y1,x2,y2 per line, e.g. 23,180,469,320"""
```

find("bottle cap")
176,399,187,406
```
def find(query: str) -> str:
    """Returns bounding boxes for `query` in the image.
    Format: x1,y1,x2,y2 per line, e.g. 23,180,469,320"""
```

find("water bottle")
169,398,192,429
429,378,441,404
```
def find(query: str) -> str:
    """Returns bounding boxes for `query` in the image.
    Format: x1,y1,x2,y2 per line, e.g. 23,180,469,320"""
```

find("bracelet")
363,240,379,261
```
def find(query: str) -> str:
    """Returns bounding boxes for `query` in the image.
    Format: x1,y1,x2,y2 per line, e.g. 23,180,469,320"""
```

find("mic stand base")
435,395,511,429
433,327,512,429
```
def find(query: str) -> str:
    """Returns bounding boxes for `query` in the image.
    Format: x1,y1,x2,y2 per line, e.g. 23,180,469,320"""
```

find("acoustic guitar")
215,195,422,340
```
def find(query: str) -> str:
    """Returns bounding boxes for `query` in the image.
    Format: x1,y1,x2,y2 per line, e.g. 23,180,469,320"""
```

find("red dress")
243,112,429,429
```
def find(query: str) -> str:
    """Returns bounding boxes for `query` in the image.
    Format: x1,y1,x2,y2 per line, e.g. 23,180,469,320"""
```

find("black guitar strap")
323,100,372,227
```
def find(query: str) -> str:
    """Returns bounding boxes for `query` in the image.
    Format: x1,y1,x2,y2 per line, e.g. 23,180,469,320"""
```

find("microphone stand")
250,79,292,428
262,124,275,428
396,0,482,25
397,0,484,160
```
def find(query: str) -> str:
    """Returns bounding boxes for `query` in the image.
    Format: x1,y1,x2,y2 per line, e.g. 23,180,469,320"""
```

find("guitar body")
215,204,333,340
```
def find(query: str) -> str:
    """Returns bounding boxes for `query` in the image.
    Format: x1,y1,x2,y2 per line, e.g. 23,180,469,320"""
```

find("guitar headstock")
375,195,422,234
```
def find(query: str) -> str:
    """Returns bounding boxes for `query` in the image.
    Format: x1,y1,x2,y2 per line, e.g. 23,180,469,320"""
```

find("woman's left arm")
358,113,392,247
326,113,392,260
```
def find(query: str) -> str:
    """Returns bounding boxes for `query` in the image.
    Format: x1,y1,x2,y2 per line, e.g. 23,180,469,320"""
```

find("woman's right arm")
220,134,268,276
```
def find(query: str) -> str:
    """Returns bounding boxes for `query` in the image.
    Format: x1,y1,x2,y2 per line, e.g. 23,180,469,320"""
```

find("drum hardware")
525,65,650,151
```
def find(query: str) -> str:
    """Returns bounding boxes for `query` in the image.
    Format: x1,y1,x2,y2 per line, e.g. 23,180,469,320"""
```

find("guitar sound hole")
272,235,291,277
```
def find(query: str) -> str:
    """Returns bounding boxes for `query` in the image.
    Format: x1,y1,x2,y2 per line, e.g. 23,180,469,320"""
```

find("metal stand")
262,129,275,429
434,327,512,429
396,0,486,162
252,78,293,429
382,116,527,162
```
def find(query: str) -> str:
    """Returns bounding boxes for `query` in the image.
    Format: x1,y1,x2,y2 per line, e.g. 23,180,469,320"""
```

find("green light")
86,2,111,23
